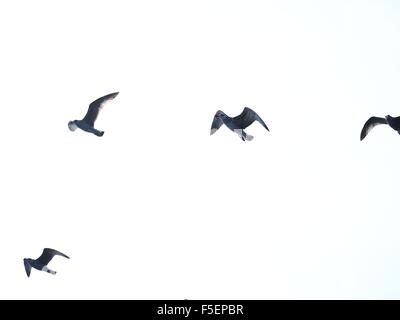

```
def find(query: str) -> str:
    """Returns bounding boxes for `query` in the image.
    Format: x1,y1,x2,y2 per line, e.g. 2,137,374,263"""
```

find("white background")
1,0,400,299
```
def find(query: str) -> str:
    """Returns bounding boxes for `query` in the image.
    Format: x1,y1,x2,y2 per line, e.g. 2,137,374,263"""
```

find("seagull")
68,92,119,136
360,115,400,141
210,107,269,141
24,248,70,277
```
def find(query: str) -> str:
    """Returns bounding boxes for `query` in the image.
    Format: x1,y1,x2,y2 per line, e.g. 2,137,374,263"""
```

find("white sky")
1,0,400,299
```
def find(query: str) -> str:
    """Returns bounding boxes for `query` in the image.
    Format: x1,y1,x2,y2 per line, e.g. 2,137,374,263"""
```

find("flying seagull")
68,92,119,136
210,107,269,141
24,248,70,277
360,115,400,141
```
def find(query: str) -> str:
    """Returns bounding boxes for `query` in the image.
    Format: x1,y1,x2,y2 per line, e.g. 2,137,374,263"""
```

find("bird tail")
235,129,253,141
42,266,57,275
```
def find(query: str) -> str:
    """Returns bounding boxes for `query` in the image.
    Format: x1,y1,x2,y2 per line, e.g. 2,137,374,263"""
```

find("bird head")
68,121,78,131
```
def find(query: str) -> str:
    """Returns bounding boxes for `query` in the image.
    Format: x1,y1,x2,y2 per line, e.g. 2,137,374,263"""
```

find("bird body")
69,92,119,137
24,248,70,277
69,119,105,136
360,115,400,141
210,107,269,141
23,258,56,274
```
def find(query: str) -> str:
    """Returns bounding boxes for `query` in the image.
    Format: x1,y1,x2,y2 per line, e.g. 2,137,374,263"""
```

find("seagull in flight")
68,92,119,137
24,248,70,277
360,115,400,141
210,107,269,141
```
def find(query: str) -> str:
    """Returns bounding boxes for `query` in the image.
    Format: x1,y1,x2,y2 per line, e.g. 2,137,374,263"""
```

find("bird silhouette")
68,92,119,136
24,248,70,277
360,115,400,141
210,107,269,141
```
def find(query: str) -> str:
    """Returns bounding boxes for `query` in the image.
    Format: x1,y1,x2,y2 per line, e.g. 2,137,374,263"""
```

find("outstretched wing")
234,107,269,130
82,92,119,126
24,260,32,277
36,248,70,266
210,111,224,135
360,116,387,141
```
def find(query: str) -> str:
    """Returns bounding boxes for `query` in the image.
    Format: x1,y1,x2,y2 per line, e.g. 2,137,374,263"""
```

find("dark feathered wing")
24,259,32,277
36,248,70,266
82,92,119,127
210,112,224,135
360,116,387,141
233,107,269,130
